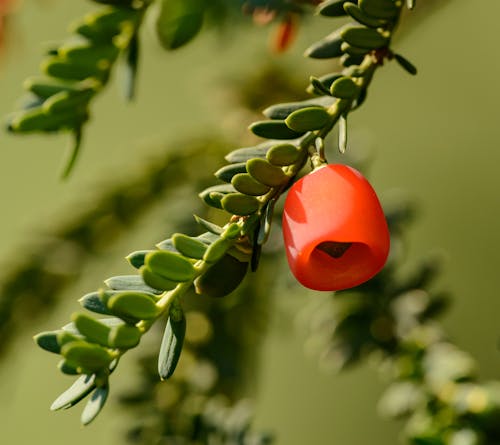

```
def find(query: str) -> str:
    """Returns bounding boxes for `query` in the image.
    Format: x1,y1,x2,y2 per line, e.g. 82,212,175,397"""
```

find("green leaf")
107,291,161,321
246,158,288,187
343,2,388,28
318,0,349,17
304,25,350,59
221,193,260,216
341,53,365,67
202,238,233,264
72,313,111,346
257,198,276,246
126,250,153,269
231,173,270,196
359,0,399,19
172,233,208,259
23,76,83,99
81,385,109,426
263,96,334,120
285,107,331,132
79,290,120,315
41,57,107,81
156,0,205,50
249,120,305,140
58,359,80,375
120,32,139,100
224,141,274,163
394,53,418,75
51,374,96,411
193,215,223,235
339,114,348,153
61,341,113,372
145,250,196,282
330,76,360,99
141,266,179,291
34,331,61,354
340,41,370,56
266,143,301,166
158,310,186,380
108,324,142,349
199,184,236,209
59,42,119,65
214,162,247,183
341,26,389,49
104,275,161,294
155,238,179,252
195,255,248,298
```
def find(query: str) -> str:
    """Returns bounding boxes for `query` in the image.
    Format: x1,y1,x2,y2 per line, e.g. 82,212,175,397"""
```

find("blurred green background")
1,0,500,443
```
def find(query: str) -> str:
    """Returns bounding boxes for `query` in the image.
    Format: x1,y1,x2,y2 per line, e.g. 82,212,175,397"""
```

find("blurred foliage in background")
0,1,500,445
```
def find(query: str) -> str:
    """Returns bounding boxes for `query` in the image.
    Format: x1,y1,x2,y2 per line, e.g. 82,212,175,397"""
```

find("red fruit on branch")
282,164,390,291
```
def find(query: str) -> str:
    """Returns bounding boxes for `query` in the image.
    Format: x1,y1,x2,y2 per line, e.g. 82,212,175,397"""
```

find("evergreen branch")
6,0,151,176
32,0,422,427
0,137,227,359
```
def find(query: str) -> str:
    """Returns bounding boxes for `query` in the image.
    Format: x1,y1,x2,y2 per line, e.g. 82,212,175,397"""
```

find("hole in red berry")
315,241,352,259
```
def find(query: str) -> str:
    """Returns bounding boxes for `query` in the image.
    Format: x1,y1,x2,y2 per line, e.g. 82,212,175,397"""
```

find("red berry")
282,164,390,291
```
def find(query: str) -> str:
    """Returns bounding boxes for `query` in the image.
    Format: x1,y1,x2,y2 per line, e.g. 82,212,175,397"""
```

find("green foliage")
8,2,491,445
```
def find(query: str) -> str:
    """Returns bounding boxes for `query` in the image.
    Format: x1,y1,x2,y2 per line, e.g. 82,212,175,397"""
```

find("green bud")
231,173,270,196
145,250,196,282
249,120,305,140
221,193,260,216
285,107,331,132
107,291,161,321
246,158,288,187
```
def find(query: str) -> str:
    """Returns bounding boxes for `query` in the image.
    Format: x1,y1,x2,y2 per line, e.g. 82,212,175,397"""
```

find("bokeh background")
0,0,499,444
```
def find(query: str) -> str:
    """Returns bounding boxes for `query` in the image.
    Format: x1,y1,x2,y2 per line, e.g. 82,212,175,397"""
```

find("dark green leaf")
81,385,109,425
158,311,186,380
104,275,161,295
249,120,305,140
156,0,205,50
51,374,96,411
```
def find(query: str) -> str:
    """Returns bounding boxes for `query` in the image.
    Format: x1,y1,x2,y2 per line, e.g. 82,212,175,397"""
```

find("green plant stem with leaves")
9,0,429,433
